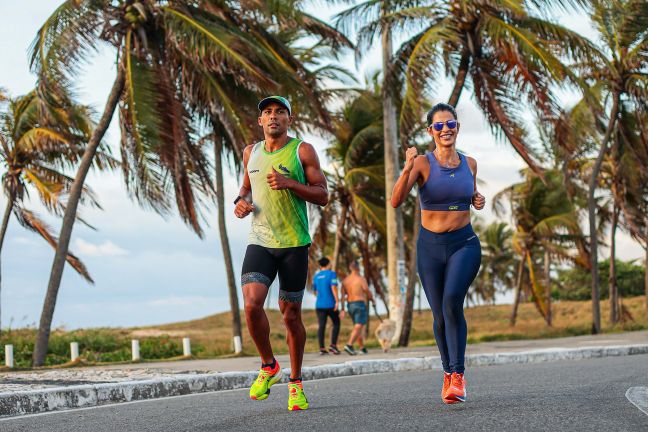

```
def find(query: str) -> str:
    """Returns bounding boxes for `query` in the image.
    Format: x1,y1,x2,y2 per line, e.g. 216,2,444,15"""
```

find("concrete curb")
1,344,647,418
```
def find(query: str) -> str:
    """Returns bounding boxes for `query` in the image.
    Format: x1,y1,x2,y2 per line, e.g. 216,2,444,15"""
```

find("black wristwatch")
233,195,242,205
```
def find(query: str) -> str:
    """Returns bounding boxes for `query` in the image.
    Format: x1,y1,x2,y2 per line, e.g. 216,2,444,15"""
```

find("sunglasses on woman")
429,120,458,131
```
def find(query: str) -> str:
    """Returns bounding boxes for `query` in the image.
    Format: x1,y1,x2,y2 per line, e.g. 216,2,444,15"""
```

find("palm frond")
15,207,93,283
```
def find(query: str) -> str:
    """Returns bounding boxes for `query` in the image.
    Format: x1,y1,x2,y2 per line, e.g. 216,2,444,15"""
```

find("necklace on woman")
434,149,458,168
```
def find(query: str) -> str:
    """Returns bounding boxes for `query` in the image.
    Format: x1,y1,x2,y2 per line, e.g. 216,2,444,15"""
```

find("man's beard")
266,127,286,138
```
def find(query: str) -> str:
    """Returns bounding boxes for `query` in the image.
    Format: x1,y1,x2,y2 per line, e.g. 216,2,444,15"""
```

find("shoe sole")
250,368,283,401
288,405,309,411
444,390,466,404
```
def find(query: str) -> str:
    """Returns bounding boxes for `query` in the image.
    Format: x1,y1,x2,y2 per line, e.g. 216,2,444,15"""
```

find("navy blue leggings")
417,223,481,374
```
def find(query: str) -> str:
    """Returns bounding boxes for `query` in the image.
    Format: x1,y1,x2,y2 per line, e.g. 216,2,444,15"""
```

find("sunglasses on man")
428,120,458,131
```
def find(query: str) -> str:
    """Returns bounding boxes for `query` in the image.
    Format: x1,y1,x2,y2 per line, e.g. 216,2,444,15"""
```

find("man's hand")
339,310,346,319
267,168,294,190
472,191,485,210
334,301,339,312
404,146,418,172
234,199,254,218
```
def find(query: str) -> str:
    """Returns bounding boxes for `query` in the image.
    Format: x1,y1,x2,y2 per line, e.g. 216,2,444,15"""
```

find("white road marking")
626,387,648,416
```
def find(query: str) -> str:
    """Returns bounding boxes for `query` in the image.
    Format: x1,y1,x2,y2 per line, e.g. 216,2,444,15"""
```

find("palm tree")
549,96,648,325
334,2,408,340
494,169,588,325
603,111,648,324
380,0,594,168
0,90,117,332
314,82,390,309
577,0,648,333
29,0,350,366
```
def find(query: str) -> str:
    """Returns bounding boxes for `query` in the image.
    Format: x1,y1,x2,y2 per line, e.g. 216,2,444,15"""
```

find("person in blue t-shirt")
312,257,341,355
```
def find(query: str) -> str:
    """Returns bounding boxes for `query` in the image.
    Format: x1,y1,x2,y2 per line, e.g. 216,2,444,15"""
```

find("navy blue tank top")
418,151,474,211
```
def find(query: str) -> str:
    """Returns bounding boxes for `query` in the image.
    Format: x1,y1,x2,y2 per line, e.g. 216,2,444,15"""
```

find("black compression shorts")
241,244,309,303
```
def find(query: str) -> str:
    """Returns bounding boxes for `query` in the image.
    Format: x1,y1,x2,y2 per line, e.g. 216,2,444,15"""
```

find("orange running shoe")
445,372,466,403
441,372,452,401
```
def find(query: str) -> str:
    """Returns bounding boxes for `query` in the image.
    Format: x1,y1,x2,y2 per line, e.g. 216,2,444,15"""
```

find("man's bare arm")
234,145,255,218
266,142,328,206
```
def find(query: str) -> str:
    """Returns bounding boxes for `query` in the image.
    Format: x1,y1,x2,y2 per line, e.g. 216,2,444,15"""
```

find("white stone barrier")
131,340,140,362
70,342,79,362
4,345,13,368
182,338,191,357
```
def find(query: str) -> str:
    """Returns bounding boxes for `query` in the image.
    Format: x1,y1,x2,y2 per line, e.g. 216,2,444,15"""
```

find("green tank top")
247,137,310,248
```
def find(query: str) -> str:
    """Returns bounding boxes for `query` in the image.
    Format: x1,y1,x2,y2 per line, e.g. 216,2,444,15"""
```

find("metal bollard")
182,337,191,356
233,336,242,354
132,339,140,361
70,342,79,362
5,345,14,368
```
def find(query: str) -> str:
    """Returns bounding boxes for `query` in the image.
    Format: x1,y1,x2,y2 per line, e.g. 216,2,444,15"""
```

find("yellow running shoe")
249,360,282,401
287,381,309,411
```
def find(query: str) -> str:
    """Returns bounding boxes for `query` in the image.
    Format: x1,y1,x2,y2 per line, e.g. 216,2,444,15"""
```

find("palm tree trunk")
544,250,551,326
609,205,619,325
32,67,125,366
0,197,14,334
447,50,470,108
332,204,348,271
587,91,620,335
214,137,242,348
382,19,405,345
645,216,648,322
510,257,525,326
399,201,420,346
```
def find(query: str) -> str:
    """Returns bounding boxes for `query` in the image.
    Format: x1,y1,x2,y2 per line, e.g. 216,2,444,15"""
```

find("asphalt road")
2,354,647,432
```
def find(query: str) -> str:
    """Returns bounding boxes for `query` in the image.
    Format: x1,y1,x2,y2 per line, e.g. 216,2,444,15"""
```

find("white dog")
374,319,397,352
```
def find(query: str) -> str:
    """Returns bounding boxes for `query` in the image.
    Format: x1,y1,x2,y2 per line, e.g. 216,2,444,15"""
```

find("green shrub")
556,259,645,301
0,329,204,367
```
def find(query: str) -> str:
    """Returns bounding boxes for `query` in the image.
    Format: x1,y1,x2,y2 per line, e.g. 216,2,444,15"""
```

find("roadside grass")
1,296,645,368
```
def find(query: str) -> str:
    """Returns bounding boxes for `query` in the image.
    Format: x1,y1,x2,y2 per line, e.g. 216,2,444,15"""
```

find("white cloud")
75,238,129,257
12,236,37,245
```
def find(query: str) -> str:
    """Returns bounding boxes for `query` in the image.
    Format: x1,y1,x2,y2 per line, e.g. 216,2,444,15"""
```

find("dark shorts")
241,244,309,303
347,301,368,325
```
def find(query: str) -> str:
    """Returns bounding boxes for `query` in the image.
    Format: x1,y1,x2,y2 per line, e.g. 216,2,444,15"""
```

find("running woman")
391,103,485,404
312,257,341,355
234,96,328,411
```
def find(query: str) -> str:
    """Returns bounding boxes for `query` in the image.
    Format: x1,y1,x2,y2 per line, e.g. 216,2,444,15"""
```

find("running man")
234,96,328,411
340,260,374,356
313,257,341,355
391,103,485,404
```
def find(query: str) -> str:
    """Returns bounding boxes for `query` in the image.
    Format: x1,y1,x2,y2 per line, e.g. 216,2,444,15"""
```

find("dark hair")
426,103,457,126
348,260,359,270
318,257,330,267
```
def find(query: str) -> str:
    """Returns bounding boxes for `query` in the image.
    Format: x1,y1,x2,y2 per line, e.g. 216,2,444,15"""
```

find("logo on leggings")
448,205,459,210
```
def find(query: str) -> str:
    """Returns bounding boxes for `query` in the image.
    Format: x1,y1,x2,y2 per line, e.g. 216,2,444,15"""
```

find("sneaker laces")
257,368,272,383
451,373,464,388
288,382,303,398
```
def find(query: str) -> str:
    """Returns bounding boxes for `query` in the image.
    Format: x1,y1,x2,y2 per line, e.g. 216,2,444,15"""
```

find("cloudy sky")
0,1,642,329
